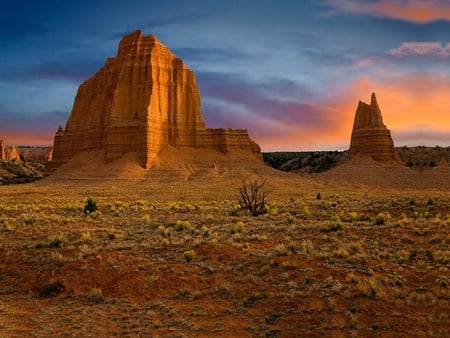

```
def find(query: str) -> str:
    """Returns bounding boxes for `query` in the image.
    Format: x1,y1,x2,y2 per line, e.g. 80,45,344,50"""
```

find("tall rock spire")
348,93,400,163
368,92,384,127
0,140,6,160
6,145,20,161
47,30,261,172
0,140,21,161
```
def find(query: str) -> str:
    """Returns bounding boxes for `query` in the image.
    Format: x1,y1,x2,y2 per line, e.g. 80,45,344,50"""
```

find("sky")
1,0,449,151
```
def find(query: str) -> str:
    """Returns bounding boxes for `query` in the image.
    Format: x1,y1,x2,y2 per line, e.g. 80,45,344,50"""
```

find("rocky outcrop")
348,93,399,163
7,145,20,161
47,30,261,172
0,140,21,161
0,140,5,160
17,147,53,163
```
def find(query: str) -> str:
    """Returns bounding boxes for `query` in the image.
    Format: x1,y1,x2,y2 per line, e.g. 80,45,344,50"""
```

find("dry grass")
0,172,449,336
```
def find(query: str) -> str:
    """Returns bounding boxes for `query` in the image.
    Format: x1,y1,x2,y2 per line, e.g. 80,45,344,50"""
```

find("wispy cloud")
0,110,67,145
387,42,450,57
141,12,209,29
324,0,450,23
110,12,210,39
393,127,450,145
174,47,267,64
197,71,352,150
1,59,103,84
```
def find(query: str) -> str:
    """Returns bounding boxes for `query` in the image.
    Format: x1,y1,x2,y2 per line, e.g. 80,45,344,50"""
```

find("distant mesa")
348,93,400,164
46,30,261,173
0,140,21,161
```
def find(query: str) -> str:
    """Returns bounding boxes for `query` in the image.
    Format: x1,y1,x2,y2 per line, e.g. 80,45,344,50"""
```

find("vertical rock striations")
348,93,399,163
16,147,53,163
47,30,260,172
0,140,5,160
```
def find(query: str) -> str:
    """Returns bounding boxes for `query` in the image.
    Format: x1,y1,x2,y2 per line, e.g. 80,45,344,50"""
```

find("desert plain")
0,161,449,337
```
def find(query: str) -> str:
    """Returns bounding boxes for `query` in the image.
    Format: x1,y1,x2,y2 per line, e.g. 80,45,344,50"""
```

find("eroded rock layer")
348,93,399,163
17,147,53,163
0,140,21,161
47,30,260,172
0,140,5,160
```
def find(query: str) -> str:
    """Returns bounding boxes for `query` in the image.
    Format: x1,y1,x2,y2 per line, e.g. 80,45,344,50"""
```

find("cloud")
141,12,208,29
0,111,67,146
197,72,351,151
393,127,450,146
198,70,450,150
387,42,450,57
173,47,266,64
340,74,450,139
110,12,209,39
324,0,450,23
198,72,334,128
0,110,67,128
1,59,103,84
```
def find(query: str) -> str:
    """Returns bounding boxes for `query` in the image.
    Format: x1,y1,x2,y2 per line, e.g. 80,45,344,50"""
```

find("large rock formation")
47,30,260,172
348,93,399,163
0,140,21,161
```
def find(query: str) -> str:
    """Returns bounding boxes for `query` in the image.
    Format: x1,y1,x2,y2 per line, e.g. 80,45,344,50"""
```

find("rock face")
348,93,399,163
0,140,5,160
0,140,21,161
17,147,53,163
47,30,261,172
7,145,20,161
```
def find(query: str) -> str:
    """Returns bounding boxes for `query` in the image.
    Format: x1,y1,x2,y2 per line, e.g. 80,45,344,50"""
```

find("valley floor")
0,172,449,337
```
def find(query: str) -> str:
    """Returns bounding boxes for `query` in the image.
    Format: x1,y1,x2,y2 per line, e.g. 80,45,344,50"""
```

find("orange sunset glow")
1,0,448,151
377,0,450,23
327,0,450,23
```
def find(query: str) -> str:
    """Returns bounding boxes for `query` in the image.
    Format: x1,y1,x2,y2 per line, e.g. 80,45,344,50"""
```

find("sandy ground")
1,156,449,336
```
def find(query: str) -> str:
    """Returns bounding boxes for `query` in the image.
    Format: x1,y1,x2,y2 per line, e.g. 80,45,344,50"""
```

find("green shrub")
176,220,192,231
84,197,98,214
321,216,342,232
48,234,67,248
142,214,151,225
230,221,245,234
80,232,92,242
374,212,391,226
88,288,105,304
184,250,195,263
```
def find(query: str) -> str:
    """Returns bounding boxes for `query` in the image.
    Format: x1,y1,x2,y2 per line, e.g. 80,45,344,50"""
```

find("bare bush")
238,179,270,216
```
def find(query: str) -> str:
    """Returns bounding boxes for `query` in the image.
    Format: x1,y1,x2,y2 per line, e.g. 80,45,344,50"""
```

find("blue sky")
1,0,449,150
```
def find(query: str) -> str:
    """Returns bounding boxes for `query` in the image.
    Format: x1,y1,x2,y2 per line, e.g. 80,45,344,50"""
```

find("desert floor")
0,167,449,337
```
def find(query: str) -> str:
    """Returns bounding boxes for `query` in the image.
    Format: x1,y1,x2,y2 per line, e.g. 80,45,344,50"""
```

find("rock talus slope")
348,93,399,163
47,30,261,172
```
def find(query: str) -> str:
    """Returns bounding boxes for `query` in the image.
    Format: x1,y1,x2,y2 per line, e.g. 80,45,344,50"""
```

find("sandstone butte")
46,30,261,173
348,93,400,163
0,140,21,161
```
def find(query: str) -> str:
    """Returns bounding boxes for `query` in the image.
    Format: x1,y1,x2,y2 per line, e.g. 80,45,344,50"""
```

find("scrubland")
0,173,449,337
